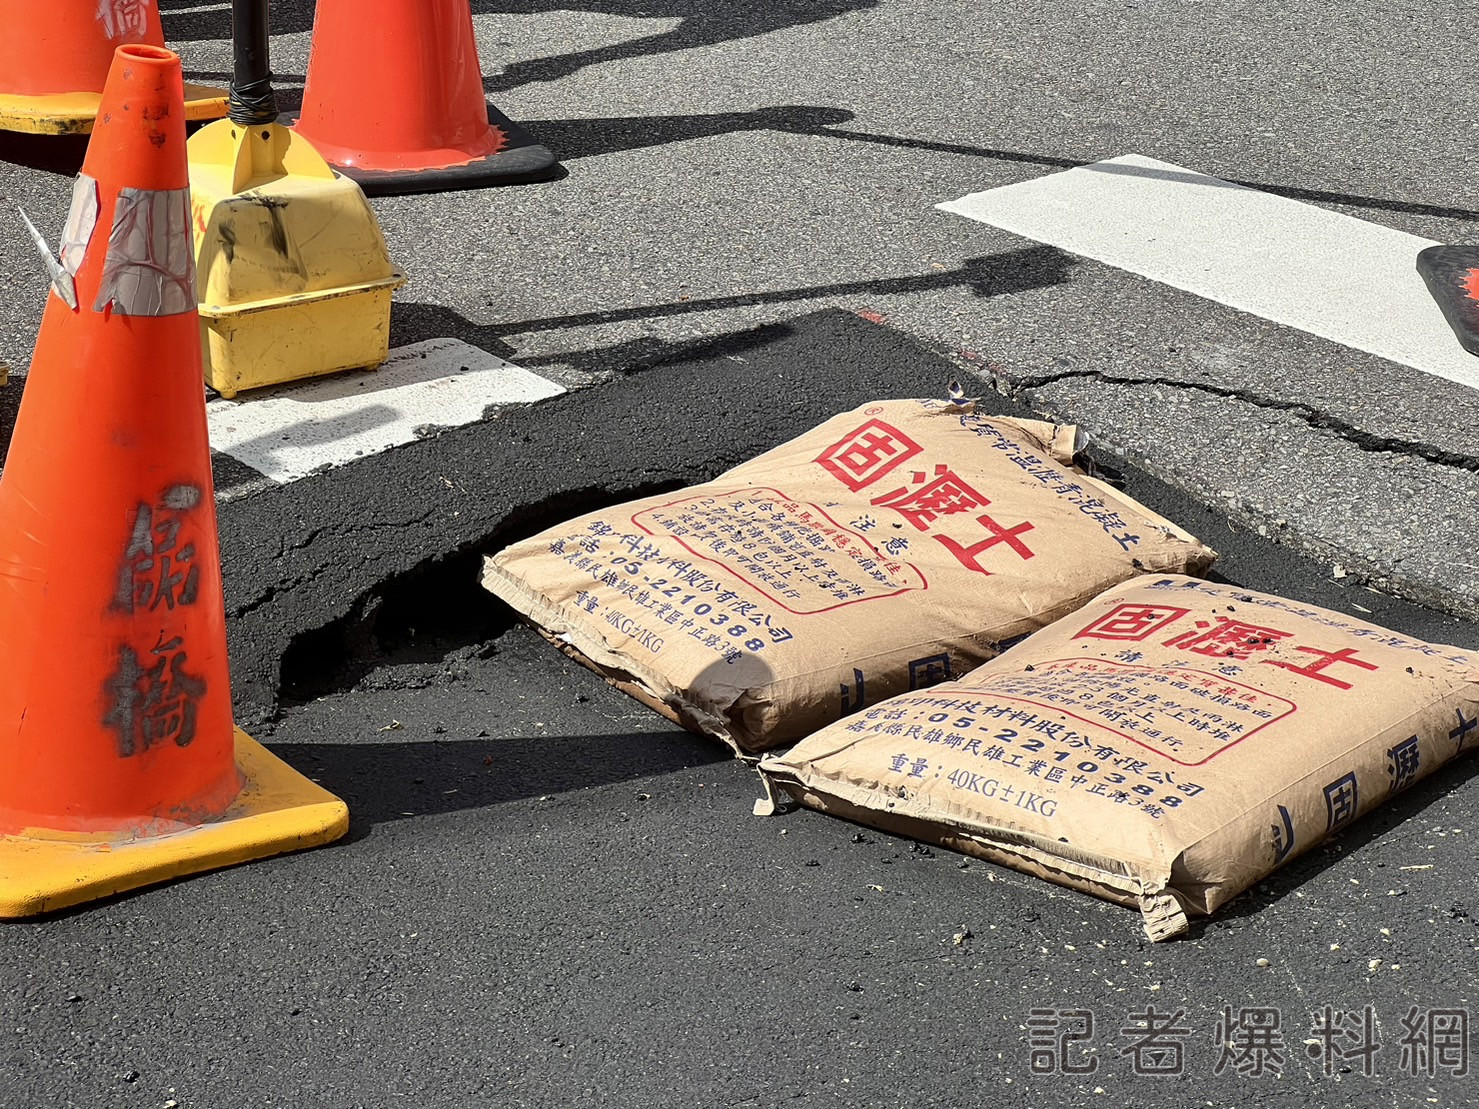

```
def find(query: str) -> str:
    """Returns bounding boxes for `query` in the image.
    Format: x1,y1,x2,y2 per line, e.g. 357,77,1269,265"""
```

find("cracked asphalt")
5,0,1475,618
6,310,1479,1109
4,1,1479,1106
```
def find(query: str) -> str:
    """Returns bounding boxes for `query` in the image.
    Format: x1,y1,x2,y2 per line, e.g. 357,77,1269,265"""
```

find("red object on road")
0,0,165,99
0,44,242,836
291,0,559,195
0,46,347,917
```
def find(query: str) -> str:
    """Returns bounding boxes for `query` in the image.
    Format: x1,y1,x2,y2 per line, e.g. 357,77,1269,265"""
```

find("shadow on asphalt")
272,731,730,838
542,102,1479,223
522,105,854,161
393,245,1078,347
0,376,19,460
476,0,883,93
776,119,1479,224
0,133,90,178
162,0,884,95
160,0,310,39
157,0,1476,226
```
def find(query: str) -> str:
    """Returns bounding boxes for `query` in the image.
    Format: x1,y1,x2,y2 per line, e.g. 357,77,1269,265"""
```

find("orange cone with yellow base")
0,44,347,917
0,1,226,135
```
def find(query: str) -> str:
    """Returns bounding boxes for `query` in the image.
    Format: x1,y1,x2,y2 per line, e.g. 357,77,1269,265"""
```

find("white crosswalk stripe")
940,154,1479,392
207,338,565,486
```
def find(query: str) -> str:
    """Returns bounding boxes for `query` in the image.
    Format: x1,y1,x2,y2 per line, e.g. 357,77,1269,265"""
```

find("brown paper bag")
760,575,1479,939
481,400,1217,754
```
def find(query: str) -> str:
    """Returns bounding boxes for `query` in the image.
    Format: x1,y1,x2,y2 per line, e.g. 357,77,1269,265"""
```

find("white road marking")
938,153,1479,392
207,338,565,485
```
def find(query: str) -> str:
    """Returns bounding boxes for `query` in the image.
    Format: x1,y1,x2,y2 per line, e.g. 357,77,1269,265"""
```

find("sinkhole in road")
277,480,689,704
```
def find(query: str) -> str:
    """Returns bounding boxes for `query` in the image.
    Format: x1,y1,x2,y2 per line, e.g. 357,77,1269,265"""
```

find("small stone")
1255,958,1270,968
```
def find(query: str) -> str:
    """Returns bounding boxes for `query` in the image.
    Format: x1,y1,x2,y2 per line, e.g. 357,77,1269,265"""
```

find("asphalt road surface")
3,2,1479,1107
6,312,1478,1108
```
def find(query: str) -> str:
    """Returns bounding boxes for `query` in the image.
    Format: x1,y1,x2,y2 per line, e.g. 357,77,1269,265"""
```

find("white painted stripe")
938,154,1479,392
207,338,565,485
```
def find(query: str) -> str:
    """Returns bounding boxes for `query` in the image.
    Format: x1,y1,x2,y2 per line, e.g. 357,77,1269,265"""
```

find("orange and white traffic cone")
290,0,560,195
0,0,226,136
0,44,347,917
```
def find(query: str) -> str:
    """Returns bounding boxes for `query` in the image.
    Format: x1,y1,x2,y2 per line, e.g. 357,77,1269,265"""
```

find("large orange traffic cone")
0,44,347,917
290,0,560,195
0,0,226,135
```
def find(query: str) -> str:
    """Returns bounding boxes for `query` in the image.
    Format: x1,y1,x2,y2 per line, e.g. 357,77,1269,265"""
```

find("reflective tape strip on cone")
0,1,226,135
289,0,560,196
1416,246,1479,358
0,46,346,916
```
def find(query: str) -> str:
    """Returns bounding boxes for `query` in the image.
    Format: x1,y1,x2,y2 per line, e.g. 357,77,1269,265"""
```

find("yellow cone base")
0,82,228,135
0,729,348,917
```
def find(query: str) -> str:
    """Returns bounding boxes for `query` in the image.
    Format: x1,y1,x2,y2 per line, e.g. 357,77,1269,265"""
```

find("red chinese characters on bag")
816,423,1039,576
1261,646,1379,690
1075,605,1382,692
871,463,990,530
934,514,1036,573
1164,617,1293,660
870,464,1036,574
815,419,922,492
1074,604,1192,643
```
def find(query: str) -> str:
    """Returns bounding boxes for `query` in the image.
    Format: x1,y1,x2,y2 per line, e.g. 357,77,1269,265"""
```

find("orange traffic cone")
0,44,347,917
0,0,226,135
290,0,560,195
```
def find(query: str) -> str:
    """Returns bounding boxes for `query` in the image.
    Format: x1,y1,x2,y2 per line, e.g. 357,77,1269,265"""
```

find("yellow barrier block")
189,120,406,398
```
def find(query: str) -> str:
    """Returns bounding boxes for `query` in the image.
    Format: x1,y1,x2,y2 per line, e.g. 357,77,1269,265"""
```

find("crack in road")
1008,367,1479,473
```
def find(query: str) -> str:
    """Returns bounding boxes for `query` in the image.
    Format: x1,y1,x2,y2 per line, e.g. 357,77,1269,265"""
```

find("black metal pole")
228,0,278,126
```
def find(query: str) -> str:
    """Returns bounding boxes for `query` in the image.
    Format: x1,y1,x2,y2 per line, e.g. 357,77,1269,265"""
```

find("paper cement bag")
759,576,1479,939
481,399,1217,755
